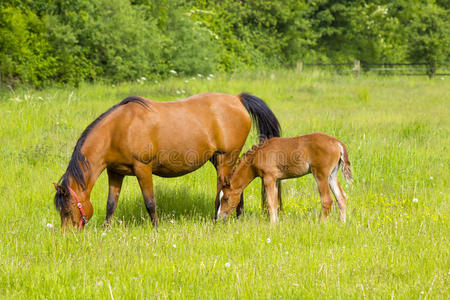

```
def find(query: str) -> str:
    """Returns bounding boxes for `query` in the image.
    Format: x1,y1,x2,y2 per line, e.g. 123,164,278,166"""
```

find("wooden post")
296,61,303,72
353,60,360,77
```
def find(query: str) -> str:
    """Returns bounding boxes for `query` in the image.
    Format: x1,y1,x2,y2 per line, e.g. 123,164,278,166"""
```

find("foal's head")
217,183,243,221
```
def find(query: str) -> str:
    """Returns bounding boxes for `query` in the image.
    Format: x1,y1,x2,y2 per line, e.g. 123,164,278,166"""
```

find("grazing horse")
53,93,281,230
217,133,353,223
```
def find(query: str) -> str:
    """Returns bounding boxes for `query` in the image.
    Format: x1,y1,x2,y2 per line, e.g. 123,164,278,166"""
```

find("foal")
217,133,353,223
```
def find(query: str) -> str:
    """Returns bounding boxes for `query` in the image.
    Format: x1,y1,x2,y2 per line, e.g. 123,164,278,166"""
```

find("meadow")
0,70,448,299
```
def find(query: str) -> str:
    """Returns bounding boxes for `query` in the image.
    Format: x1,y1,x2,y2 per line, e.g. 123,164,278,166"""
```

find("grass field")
0,70,449,299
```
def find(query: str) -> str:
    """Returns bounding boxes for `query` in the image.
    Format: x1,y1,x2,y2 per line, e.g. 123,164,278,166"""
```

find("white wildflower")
266,238,271,244
170,70,177,74
197,74,203,77
46,223,54,228
225,262,231,268
173,244,177,248
412,198,418,203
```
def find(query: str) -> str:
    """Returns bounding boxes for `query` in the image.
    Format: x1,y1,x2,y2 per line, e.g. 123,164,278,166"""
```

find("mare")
53,93,281,230
217,133,352,223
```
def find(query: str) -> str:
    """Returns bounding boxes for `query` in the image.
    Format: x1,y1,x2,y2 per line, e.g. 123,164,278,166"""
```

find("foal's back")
253,133,343,179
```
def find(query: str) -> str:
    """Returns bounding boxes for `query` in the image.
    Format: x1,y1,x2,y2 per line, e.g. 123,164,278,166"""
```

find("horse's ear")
53,183,59,191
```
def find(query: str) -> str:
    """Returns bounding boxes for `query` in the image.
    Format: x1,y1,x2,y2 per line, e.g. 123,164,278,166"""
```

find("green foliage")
162,7,221,76
403,2,449,73
0,6,55,87
43,0,167,84
0,0,449,87
310,0,408,62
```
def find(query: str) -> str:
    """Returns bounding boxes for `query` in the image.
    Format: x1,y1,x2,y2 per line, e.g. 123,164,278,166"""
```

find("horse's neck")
72,137,107,197
230,160,256,191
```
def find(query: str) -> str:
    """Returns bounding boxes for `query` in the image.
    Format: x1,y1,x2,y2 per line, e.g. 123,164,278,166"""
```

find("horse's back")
100,93,252,175
147,93,252,152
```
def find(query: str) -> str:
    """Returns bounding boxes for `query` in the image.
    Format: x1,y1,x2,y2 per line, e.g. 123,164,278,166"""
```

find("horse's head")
217,181,242,221
53,182,93,231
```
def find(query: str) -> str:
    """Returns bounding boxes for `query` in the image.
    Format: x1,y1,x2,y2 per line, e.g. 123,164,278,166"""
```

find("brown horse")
53,93,281,229
217,133,352,223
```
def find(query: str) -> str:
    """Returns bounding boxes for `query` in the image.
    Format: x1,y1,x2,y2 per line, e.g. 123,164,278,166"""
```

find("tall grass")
0,71,448,298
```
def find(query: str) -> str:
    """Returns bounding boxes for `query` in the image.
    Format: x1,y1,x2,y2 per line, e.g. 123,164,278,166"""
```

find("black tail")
239,93,281,140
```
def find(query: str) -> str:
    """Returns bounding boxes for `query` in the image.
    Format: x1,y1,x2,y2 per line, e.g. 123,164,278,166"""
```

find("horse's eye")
223,197,229,202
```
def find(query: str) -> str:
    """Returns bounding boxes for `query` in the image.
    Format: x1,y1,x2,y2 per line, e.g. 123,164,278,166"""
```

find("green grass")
0,70,449,299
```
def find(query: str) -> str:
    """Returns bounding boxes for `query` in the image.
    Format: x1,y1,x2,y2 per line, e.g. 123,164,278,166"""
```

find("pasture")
0,70,448,298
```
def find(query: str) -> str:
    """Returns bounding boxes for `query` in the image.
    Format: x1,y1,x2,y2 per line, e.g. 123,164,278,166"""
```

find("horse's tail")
338,142,353,184
239,93,281,140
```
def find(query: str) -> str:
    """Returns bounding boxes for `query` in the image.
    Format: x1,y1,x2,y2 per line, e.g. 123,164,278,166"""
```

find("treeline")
1,0,448,87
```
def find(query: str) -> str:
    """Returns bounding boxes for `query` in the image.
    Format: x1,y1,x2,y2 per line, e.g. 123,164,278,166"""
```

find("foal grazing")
218,133,353,223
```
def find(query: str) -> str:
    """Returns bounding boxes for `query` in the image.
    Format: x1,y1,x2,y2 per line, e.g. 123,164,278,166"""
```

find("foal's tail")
239,93,281,140
338,142,353,184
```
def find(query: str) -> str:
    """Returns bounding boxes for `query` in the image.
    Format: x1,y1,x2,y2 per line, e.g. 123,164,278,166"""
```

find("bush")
162,8,221,76
0,6,55,87
44,0,166,84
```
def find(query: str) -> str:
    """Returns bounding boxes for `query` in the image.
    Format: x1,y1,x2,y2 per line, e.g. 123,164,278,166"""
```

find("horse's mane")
54,96,149,213
228,139,269,180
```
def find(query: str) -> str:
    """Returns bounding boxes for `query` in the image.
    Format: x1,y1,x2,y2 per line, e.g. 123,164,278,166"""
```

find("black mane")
54,96,149,213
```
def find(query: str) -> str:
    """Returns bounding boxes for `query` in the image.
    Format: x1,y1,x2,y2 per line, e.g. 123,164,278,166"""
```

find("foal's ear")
53,183,60,191
223,176,231,188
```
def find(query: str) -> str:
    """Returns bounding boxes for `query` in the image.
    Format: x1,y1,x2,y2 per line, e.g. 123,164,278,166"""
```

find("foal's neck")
230,159,256,192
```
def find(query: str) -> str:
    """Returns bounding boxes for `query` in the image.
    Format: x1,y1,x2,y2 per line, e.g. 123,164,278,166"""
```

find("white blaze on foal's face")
217,190,224,216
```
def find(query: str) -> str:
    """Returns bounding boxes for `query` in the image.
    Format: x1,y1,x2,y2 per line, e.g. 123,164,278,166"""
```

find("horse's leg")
134,163,158,227
329,166,347,222
209,154,222,220
313,168,333,222
104,169,125,226
264,176,279,224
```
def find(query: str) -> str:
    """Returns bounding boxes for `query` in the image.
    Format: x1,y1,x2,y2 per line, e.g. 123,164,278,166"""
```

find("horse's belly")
152,155,210,178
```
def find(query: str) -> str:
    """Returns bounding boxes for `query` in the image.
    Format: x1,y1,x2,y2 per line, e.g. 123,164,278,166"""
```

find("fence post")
296,61,303,72
353,60,360,77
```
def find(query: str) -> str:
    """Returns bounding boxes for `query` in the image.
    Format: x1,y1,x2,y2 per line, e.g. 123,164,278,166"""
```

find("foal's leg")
329,166,347,222
104,169,125,226
313,168,334,222
134,163,158,227
264,176,279,224
277,180,283,211
261,178,267,210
